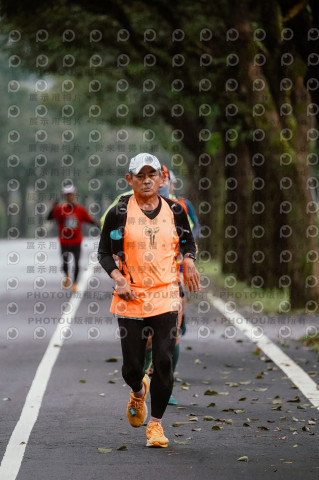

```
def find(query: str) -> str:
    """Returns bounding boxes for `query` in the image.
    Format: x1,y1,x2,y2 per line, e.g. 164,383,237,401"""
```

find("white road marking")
210,294,319,409
0,266,92,480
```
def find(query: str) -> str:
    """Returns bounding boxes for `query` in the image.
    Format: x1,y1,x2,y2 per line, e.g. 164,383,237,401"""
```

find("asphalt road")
1,238,319,480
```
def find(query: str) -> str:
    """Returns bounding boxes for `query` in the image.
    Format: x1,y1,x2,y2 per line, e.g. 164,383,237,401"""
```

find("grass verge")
300,333,319,353
201,260,289,314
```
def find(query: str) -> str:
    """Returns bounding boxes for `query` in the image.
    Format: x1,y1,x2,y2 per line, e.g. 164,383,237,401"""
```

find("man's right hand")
111,269,137,302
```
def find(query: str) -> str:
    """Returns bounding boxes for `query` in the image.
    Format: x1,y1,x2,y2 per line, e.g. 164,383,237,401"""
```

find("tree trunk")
222,141,253,281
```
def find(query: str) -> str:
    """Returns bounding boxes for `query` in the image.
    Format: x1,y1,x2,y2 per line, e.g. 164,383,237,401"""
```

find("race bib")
64,215,78,228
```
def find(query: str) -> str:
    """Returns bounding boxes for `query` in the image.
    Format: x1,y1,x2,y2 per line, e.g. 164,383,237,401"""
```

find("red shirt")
52,203,93,246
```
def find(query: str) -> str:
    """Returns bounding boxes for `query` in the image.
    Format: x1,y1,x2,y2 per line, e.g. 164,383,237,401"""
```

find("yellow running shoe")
146,422,169,448
126,374,150,428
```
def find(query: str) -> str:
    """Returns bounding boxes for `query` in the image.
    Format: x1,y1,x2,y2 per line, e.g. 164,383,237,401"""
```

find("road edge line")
0,265,92,480
209,294,319,409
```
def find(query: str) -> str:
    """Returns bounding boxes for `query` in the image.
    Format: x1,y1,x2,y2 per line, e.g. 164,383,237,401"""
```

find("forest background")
0,0,319,310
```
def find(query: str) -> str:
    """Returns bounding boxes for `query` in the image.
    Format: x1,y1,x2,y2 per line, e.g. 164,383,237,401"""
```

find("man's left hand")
183,258,200,292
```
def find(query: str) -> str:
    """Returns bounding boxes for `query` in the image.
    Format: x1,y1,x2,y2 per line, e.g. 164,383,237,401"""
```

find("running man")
98,153,200,448
100,165,199,405
47,185,99,292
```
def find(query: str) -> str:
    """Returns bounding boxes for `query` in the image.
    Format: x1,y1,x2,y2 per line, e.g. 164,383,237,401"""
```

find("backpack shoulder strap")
110,194,132,258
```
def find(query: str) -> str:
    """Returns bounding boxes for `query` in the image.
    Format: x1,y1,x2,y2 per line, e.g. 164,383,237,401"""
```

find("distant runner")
47,185,99,292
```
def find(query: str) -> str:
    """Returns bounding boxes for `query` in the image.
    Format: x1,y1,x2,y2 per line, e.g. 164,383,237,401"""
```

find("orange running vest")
110,195,181,318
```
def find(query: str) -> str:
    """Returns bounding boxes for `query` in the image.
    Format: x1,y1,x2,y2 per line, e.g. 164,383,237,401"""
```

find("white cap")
62,185,76,194
169,170,177,183
129,153,161,175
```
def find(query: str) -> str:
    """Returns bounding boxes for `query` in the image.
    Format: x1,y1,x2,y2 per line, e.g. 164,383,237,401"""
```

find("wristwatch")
183,253,196,261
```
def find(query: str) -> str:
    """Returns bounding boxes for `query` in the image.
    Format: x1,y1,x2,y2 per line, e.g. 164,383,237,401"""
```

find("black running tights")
61,243,81,283
117,312,178,419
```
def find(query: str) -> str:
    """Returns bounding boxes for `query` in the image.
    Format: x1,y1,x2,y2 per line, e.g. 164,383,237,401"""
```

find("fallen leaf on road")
194,359,201,364
207,402,216,407
192,428,201,432
216,418,233,424
117,445,128,451
287,396,300,403
79,380,86,383
204,390,218,396
302,426,312,433
254,387,268,392
258,426,269,431
97,448,112,454
203,416,215,421
212,425,223,430
174,440,188,445
105,358,118,362
222,408,245,414
237,456,248,462
172,421,196,427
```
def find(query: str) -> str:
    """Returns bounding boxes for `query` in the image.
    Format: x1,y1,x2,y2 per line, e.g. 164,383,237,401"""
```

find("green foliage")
1,0,319,306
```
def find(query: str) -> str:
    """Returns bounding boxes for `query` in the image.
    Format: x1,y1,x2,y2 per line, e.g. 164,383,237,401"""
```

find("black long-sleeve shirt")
98,195,197,277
